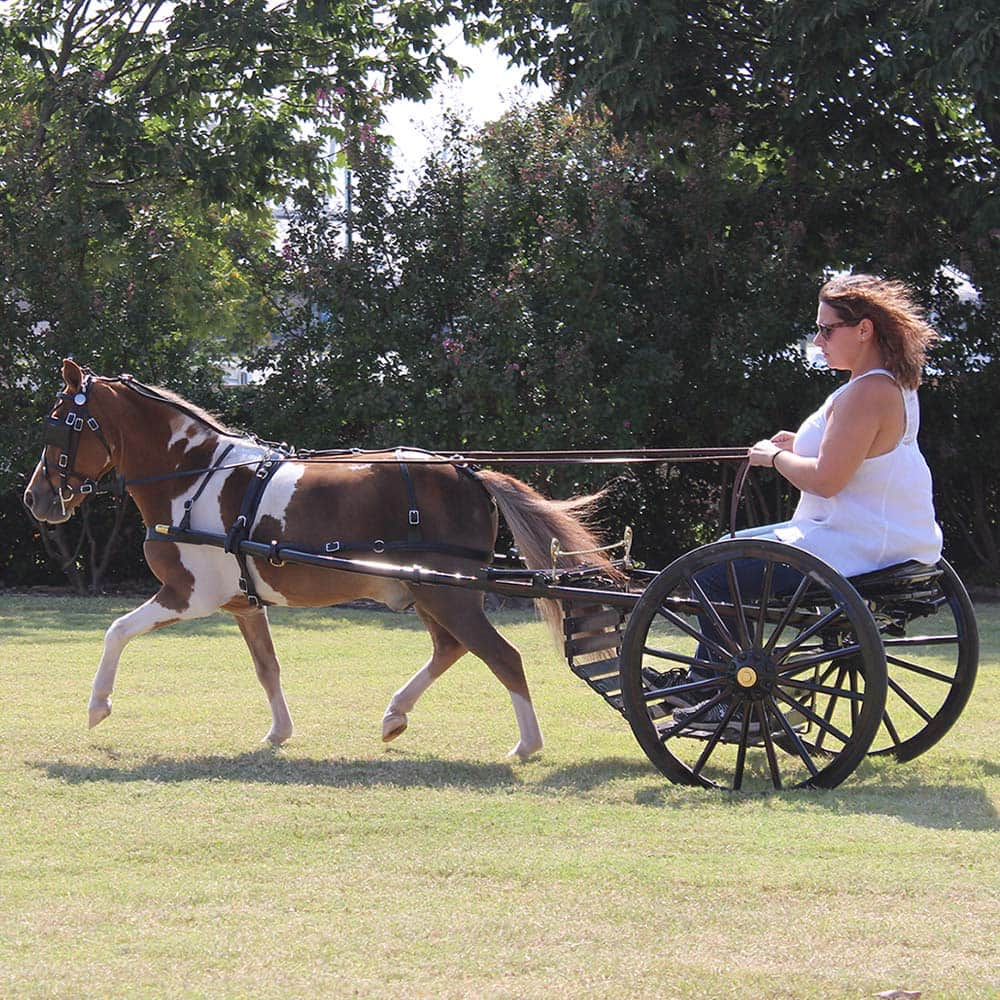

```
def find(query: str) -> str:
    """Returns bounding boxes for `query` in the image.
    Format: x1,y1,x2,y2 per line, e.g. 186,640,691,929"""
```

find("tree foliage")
0,0,474,591
478,2,999,271
2,2,997,591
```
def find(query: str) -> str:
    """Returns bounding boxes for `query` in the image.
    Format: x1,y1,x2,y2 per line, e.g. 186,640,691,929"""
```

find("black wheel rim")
620,539,886,791
867,559,979,761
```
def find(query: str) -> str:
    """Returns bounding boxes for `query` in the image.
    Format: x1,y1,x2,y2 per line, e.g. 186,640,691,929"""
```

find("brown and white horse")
24,360,615,758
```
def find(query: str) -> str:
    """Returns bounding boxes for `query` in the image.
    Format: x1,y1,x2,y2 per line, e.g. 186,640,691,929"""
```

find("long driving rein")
40,368,753,533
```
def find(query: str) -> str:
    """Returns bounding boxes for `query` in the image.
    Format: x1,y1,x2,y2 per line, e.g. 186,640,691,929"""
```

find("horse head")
23,359,116,524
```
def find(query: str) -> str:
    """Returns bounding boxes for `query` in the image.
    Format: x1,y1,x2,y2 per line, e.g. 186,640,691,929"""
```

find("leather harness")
165,449,494,609
41,370,751,609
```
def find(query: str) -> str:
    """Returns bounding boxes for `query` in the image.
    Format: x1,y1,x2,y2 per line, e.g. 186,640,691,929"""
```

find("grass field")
1,592,997,999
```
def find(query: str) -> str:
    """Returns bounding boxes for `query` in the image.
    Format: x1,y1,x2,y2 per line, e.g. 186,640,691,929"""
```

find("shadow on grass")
29,747,699,801
30,744,673,800
627,757,1000,830
34,748,519,790
31,750,998,829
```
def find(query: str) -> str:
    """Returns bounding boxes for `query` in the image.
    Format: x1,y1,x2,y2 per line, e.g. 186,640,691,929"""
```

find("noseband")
41,370,114,517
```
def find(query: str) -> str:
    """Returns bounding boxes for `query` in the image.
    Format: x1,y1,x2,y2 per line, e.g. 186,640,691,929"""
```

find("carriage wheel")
619,539,886,791
867,558,978,761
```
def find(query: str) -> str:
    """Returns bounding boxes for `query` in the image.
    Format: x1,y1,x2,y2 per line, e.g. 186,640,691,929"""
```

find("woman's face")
813,303,862,371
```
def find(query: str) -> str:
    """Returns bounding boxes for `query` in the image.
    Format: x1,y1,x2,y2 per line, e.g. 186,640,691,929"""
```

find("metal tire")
868,558,978,761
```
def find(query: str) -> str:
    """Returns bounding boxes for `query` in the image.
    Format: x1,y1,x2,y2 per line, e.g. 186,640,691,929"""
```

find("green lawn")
1,593,997,999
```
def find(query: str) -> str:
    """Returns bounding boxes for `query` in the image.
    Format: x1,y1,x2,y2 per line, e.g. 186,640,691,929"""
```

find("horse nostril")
23,488,35,510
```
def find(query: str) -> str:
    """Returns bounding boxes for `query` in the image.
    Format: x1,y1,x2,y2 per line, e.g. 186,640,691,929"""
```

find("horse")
23,359,617,759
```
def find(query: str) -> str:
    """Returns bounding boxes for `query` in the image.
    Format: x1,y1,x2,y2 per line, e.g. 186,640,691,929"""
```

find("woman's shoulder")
839,371,901,405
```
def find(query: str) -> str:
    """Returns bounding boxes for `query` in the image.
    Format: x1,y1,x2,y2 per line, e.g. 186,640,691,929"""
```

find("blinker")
43,416,73,450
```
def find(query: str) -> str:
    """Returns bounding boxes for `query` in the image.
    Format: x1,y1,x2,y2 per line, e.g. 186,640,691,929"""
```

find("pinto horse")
24,360,616,758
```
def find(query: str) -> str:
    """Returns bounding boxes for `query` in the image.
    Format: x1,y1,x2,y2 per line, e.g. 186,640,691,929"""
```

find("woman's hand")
749,439,783,467
770,430,796,449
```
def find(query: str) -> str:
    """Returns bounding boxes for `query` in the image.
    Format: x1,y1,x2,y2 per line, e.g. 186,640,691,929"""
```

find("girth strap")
224,449,287,607
395,450,422,543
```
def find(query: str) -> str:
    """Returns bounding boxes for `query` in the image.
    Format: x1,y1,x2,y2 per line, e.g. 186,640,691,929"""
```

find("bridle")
40,369,114,518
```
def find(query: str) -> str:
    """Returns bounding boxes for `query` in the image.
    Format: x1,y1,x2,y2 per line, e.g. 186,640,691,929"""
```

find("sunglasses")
815,319,861,342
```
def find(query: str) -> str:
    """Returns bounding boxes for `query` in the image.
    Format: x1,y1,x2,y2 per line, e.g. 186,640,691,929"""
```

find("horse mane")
139,382,242,438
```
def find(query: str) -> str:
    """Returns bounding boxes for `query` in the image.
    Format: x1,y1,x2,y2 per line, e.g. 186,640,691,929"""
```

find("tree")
0,0,474,591
469,1,1000,581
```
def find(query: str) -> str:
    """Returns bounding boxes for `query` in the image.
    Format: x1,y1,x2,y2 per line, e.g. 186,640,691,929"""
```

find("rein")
112,445,750,482
40,369,754,536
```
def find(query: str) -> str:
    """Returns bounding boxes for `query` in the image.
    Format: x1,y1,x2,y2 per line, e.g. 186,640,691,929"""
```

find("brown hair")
819,274,938,389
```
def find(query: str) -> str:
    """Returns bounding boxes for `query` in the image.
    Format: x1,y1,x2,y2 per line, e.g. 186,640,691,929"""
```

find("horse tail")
475,469,622,647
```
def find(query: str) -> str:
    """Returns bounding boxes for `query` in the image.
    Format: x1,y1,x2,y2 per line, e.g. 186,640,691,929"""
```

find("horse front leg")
88,591,188,728
230,606,294,746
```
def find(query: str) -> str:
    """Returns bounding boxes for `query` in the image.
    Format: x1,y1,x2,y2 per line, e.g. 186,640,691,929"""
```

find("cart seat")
847,560,942,602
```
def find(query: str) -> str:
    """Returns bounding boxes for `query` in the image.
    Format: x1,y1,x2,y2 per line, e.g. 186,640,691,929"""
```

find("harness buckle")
80,482,94,495
65,411,77,426
324,541,341,553
373,539,385,554
58,454,68,469
74,416,84,432
87,416,100,432
409,509,420,526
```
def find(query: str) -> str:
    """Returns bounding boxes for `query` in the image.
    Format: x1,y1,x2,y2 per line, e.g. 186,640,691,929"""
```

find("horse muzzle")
23,478,76,524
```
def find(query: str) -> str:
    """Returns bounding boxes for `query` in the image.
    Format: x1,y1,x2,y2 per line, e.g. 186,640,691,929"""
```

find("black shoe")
641,667,705,710
672,698,760,735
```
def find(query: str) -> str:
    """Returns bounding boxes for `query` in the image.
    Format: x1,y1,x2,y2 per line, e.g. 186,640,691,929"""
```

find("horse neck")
97,382,252,524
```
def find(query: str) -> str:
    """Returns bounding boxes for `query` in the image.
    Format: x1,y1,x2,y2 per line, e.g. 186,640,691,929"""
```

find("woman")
668,273,943,729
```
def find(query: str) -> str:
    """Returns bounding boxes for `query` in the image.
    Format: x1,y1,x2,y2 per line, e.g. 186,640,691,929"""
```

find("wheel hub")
728,649,777,696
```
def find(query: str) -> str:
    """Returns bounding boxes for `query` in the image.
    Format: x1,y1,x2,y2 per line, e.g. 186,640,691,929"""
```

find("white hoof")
264,728,292,747
88,699,112,729
382,710,408,742
507,739,542,761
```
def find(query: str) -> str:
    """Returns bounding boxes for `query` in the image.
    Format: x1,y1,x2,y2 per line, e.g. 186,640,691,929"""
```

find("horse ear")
61,358,83,391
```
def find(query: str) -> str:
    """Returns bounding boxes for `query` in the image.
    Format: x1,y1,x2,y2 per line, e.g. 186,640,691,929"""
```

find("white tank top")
773,369,943,578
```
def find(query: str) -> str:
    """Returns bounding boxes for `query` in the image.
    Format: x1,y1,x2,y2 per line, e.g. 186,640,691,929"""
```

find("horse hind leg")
231,606,294,746
382,609,467,743
404,590,543,761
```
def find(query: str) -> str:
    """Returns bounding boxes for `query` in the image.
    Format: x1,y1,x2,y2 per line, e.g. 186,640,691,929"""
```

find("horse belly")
250,561,415,611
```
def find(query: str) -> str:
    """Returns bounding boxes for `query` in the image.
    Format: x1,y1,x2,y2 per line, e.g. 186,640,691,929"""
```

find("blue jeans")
690,524,805,679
